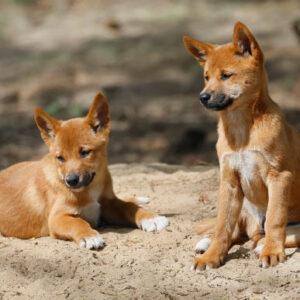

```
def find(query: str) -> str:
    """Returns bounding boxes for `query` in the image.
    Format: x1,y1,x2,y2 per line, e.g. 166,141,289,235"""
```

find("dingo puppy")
183,22,300,270
0,93,168,249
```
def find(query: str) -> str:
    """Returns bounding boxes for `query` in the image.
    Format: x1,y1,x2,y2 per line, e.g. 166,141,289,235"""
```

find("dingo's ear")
233,22,263,61
34,108,60,144
183,36,214,66
86,92,110,133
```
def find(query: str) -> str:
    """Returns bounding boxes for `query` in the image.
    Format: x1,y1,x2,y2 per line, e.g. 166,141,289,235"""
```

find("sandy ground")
0,163,299,300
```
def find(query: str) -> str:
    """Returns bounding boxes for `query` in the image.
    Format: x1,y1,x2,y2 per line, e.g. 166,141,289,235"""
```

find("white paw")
190,266,202,273
136,196,150,204
254,244,264,257
141,216,169,232
190,264,211,272
195,237,211,253
79,234,105,250
261,261,268,269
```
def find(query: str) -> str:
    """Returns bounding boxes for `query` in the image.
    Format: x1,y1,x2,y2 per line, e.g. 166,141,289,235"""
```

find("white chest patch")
223,150,257,184
80,189,101,228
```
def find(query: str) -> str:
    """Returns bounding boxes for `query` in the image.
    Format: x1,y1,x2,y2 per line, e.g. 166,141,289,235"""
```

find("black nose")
66,174,80,187
200,93,211,102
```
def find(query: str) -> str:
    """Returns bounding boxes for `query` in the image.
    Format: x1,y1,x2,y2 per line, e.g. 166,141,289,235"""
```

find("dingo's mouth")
200,94,234,111
64,172,96,190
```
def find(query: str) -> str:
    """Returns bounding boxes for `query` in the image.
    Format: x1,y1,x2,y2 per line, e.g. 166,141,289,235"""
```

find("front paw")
79,234,105,250
259,245,286,268
140,216,169,232
191,252,224,272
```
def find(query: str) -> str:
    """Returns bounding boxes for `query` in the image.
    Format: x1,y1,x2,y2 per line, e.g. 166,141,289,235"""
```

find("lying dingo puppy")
183,22,300,270
0,93,168,249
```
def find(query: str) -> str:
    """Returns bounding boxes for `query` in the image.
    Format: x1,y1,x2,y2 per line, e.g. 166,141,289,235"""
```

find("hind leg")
194,217,216,254
194,204,263,255
100,170,169,232
254,224,300,258
195,216,244,254
100,196,169,231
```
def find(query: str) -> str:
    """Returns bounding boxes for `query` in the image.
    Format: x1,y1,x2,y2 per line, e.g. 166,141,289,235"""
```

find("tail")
195,217,216,235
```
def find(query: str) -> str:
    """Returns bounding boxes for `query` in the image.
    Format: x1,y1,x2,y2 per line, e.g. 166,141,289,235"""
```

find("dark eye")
57,155,65,163
204,75,209,81
80,149,91,158
221,72,232,80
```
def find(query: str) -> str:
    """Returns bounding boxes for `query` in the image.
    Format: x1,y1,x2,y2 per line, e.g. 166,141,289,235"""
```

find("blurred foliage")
9,0,38,5
45,100,84,119
0,0,299,168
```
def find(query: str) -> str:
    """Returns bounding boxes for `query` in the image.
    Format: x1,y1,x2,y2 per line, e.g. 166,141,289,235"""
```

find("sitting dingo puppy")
0,93,168,249
183,22,300,270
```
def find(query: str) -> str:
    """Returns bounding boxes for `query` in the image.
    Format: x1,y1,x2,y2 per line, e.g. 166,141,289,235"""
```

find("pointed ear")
86,93,110,133
34,108,60,145
233,22,263,61
183,36,214,66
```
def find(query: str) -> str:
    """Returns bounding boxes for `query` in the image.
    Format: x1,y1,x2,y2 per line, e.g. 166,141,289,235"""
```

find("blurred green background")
0,0,299,168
